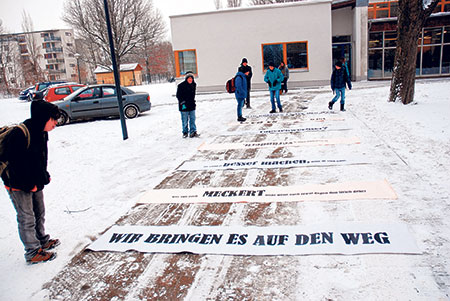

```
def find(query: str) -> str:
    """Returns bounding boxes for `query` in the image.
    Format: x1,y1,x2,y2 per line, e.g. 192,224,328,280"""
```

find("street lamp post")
74,53,81,84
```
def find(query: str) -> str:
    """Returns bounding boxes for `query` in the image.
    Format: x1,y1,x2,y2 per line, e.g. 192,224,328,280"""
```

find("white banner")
87,223,420,255
138,180,397,205
247,111,337,119
222,126,351,136
177,156,370,171
228,117,345,126
198,137,361,151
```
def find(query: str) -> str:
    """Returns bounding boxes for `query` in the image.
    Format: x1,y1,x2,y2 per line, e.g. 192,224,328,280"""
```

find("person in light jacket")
264,62,284,113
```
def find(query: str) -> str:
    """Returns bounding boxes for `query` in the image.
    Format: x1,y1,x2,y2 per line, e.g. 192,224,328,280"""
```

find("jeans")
236,98,245,117
244,90,251,107
331,88,346,104
180,110,197,134
7,190,50,259
270,89,282,111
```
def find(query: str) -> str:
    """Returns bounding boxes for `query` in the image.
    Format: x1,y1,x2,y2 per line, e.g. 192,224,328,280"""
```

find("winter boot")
269,110,276,114
183,132,188,138
340,103,346,112
237,116,247,122
279,108,283,112
190,131,200,138
26,248,56,265
328,101,334,110
42,239,60,251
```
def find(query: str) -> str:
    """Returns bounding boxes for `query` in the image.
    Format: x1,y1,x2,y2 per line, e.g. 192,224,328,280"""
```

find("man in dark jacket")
176,72,199,138
237,58,252,109
2,99,61,264
329,61,352,112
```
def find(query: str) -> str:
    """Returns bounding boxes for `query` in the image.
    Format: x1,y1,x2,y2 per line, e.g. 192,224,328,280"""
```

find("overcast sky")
0,0,239,37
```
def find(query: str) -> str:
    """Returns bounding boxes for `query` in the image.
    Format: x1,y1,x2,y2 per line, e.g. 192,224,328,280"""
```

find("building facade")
170,0,450,91
0,29,78,89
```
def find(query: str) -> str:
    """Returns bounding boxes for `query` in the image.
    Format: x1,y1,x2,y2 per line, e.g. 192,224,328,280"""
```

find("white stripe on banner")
177,156,370,171
247,111,337,119
138,180,397,205
198,136,361,151
221,126,351,136
227,117,345,126
87,223,420,255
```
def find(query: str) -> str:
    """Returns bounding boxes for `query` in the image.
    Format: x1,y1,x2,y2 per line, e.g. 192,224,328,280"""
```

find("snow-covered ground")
0,79,449,300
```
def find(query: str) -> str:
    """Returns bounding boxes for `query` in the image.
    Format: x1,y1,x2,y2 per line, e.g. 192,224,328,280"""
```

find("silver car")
55,84,151,126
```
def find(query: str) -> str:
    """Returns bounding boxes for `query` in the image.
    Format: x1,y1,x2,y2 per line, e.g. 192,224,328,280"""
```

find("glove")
332,89,335,95
182,104,187,110
268,82,272,88
273,80,278,86
348,83,352,90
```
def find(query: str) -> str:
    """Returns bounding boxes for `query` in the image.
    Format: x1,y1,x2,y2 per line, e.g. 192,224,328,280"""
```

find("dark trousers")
7,190,50,259
281,78,288,93
244,90,251,107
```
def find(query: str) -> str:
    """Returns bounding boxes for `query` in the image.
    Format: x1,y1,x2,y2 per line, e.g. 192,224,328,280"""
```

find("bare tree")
227,0,242,7
63,0,166,71
389,0,439,104
21,11,46,83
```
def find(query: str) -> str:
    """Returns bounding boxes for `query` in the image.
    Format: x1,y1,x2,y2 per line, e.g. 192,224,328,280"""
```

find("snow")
0,79,449,300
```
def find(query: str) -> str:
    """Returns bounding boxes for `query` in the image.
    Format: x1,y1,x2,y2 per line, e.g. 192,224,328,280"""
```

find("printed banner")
138,180,397,205
177,156,370,171
247,111,337,119
221,126,351,136
87,223,420,256
198,136,361,151
228,117,345,126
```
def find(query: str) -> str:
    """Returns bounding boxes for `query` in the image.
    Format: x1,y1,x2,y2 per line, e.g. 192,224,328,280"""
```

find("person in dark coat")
237,58,252,109
279,62,289,94
176,72,199,138
329,60,352,112
2,99,61,264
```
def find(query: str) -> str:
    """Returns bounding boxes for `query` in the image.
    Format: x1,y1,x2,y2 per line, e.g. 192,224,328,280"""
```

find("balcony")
48,69,66,74
45,47,63,53
43,36,62,42
46,59,65,64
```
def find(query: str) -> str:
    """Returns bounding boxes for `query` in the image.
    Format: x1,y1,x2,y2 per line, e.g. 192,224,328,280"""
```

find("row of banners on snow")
89,111,419,256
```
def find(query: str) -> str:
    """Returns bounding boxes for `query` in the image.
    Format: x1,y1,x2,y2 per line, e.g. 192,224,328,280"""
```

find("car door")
100,86,128,116
70,87,102,118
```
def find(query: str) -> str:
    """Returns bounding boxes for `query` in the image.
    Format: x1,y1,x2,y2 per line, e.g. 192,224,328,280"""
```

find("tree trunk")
389,0,439,104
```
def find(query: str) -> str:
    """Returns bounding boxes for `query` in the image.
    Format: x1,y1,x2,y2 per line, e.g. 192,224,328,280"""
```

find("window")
368,49,383,78
422,46,441,75
8,67,13,73
102,87,116,96
423,28,442,45
67,43,73,47
262,41,308,70
65,32,72,36
434,0,450,12
442,45,450,73
174,50,197,77
55,87,71,95
45,54,52,59
368,1,399,19
72,86,83,92
70,64,76,67
78,87,101,100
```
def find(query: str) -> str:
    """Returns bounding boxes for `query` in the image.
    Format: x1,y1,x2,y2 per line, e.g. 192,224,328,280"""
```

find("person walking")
237,58,252,109
279,62,289,94
176,72,199,138
264,62,284,113
234,69,249,122
1,99,61,264
329,60,352,112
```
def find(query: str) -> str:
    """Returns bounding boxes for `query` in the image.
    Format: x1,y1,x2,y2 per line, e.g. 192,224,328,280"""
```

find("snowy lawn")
0,79,449,300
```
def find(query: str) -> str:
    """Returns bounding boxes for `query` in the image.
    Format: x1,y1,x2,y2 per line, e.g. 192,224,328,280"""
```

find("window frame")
174,49,198,78
260,41,309,72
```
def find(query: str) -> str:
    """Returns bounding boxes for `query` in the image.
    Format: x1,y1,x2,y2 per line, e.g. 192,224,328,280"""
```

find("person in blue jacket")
234,70,249,122
329,60,352,112
264,62,284,113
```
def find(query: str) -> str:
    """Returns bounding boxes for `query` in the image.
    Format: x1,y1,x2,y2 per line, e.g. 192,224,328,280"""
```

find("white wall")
171,1,332,91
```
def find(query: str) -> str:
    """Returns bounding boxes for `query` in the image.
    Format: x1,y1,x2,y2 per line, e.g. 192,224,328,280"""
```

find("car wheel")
27,94,33,102
124,104,139,119
57,111,69,126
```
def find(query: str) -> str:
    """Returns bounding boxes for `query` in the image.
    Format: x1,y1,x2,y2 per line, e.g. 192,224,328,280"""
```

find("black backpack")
0,124,30,176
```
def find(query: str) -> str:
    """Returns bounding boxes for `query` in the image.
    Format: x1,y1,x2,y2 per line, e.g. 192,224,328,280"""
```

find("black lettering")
109,233,127,243
144,234,160,243
253,235,265,246
341,233,360,245
295,234,309,245
374,232,391,244
128,234,143,244
322,232,333,244
361,233,375,244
